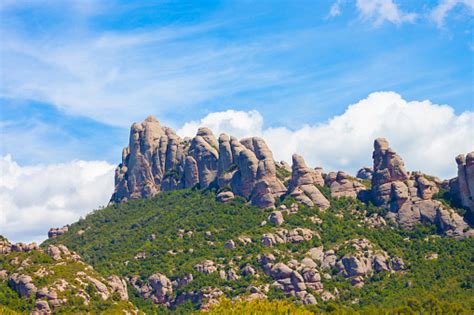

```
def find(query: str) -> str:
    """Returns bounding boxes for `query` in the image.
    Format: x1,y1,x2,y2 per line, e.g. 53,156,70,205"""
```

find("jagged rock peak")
370,138,471,238
110,117,285,209
372,138,409,187
453,152,474,216
288,154,329,210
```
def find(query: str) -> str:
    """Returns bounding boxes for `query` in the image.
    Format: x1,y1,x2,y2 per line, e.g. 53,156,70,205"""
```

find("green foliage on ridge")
41,189,473,314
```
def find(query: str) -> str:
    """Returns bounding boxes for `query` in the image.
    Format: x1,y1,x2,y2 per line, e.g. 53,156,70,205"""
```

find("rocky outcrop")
216,191,234,203
356,167,373,180
9,273,37,297
148,273,173,305
370,138,471,238
48,226,68,239
288,154,330,210
194,260,217,274
268,211,284,226
262,228,316,247
453,152,474,216
324,239,404,288
2,236,131,312
1,240,38,254
107,275,128,300
111,117,285,208
325,171,366,199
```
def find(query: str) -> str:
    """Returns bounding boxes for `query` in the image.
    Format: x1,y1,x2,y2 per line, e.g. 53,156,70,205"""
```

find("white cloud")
177,110,263,139
356,0,417,25
430,0,474,27
0,22,291,127
329,0,343,17
0,155,115,244
177,92,473,179
328,0,416,25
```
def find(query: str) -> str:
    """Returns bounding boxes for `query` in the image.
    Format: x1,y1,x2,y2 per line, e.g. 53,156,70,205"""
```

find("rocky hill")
2,116,473,314
0,236,137,314
111,116,473,238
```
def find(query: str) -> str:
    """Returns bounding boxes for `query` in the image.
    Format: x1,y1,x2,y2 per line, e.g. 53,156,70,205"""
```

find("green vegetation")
41,189,474,314
275,164,291,181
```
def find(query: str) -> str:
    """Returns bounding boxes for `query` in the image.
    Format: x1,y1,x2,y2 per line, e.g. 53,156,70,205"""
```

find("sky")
0,0,473,243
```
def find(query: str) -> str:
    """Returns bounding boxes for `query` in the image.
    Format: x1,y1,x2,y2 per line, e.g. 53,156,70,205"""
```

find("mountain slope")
45,189,474,313
0,236,137,314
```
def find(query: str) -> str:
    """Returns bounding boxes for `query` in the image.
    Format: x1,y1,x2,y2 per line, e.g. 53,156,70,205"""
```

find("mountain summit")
111,116,473,238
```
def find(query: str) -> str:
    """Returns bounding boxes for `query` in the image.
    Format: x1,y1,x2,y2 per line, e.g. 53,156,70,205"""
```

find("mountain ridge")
110,116,473,238
1,116,473,314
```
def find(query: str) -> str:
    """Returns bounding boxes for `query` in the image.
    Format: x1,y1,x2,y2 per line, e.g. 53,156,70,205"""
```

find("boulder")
224,240,236,249
107,275,128,300
8,273,37,297
86,276,109,300
268,211,284,226
32,300,51,315
194,260,217,274
216,191,235,203
148,273,173,304
271,263,293,280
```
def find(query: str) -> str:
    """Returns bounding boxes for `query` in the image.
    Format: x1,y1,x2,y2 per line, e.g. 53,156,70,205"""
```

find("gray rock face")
268,211,284,226
48,226,68,239
288,154,330,210
453,152,474,216
107,275,128,301
148,273,173,304
370,138,470,237
8,273,37,297
111,116,183,203
32,300,51,315
184,156,199,188
325,171,366,199
111,118,287,209
194,260,217,274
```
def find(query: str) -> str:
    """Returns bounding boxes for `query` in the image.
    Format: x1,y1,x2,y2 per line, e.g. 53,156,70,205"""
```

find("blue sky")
0,1,473,242
1,0,473,165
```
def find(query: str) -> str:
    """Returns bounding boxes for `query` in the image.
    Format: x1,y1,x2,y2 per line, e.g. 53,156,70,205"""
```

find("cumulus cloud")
177,110,263,139
430,0,474,27
177,92,473,179
0,155,115,243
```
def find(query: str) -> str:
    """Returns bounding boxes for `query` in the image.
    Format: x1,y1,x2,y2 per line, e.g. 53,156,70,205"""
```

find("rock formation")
452,152,474,216
370,138,471,238
1,237,131,312
111,117,287,209
356,167,373,180
287,154,329,210
325,171,366,199
110,116,471,238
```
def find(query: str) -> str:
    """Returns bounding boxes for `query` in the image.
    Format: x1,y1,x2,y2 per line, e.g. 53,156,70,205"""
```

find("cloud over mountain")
178,92,473,179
